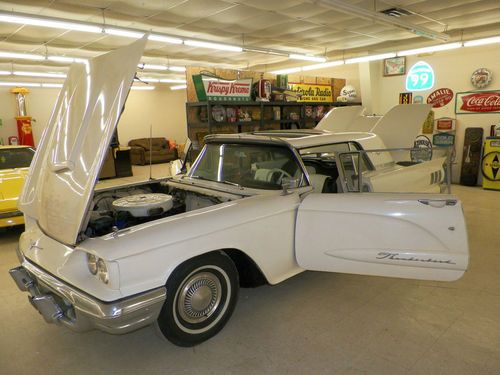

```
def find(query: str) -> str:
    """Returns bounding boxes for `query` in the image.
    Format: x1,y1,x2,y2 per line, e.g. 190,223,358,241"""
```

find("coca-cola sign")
427,88,453,108
456,91,500,114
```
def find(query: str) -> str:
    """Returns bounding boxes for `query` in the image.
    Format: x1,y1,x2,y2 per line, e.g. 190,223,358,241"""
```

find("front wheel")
156,252,239,347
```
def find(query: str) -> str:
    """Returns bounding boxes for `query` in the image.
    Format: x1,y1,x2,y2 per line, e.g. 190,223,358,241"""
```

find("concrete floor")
0,185,499,375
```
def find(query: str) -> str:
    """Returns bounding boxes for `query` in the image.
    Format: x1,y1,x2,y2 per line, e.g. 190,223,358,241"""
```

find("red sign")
456,91,500,113
16,116,35,146
435,118,455,132
427,88,453,108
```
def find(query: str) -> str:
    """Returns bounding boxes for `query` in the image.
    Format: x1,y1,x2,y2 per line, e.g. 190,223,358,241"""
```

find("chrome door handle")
418,199,457,207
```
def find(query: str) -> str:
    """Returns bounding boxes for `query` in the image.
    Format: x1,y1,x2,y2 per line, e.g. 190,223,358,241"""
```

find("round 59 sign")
406,61,435,92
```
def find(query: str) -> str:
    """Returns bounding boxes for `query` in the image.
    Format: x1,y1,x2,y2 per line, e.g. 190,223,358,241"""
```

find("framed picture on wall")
383,56,406,76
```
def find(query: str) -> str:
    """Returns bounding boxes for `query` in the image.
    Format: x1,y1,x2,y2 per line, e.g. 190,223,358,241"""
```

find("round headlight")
87,253,98,275
97,258,109,284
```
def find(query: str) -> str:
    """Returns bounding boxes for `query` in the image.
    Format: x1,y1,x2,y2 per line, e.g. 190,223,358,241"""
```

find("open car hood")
18,37,147,246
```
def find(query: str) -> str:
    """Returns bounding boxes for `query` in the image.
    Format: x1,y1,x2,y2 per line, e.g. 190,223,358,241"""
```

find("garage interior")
0,1,499,374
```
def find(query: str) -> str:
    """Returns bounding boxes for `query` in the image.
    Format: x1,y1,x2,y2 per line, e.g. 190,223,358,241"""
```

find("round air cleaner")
112,193,173,217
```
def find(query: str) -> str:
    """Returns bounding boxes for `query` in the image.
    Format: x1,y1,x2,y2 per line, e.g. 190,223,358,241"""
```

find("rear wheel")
156,252,239,347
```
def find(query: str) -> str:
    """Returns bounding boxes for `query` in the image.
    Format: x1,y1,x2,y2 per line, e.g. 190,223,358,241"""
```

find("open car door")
295,193,469,281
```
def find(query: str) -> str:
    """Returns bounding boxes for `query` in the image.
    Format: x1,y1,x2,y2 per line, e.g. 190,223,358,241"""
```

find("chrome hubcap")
177,272,222,324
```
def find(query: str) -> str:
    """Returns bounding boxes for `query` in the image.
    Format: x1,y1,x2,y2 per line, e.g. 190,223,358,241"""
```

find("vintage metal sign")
399,92,412,104
433,132,455,147
427,88,453,108
456,91,500,114
287,83,333,102
406,61,435,92
435,117,456,132
192,74,253,102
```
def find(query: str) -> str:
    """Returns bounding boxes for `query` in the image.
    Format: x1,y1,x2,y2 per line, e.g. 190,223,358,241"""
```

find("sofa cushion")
129,137,168,151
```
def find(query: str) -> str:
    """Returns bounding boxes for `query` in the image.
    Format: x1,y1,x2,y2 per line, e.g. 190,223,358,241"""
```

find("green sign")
406,61,434,92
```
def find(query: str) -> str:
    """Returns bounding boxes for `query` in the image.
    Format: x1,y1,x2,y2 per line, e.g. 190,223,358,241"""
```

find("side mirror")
281,177,299,195
170,159,183,176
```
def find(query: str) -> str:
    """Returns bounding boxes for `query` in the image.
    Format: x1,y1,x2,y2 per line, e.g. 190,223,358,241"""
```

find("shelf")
186,101,362,141
187,101,362,107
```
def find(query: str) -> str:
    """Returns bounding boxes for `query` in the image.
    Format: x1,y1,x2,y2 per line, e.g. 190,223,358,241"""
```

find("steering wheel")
269,169,292,184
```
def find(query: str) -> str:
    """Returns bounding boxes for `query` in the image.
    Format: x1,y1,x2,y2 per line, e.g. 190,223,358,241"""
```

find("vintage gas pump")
482,136,500,190
10,87,35,146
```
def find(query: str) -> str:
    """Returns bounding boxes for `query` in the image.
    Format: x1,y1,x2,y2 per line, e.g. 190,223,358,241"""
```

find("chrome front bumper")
9,259,166,335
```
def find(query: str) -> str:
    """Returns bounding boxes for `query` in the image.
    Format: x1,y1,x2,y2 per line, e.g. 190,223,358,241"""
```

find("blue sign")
406,61,434,92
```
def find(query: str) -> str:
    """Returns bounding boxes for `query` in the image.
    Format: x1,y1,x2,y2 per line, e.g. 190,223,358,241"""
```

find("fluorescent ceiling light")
138,63,168,71
169,66,186,72
0,70,10,75
289,54,326,63
184,40,243,52
42,83,63,88
159,78,187,83
170,85,187,90
397,42,462,56
345,53,396,64
315,0,449,41
48,55,87,63
148,34,183,44
464,36,500,47
14,71,67,78
131,85,155,91
0,81,41,87
270,67,302,75
0,12,102,33
138,77,160,83
0,51,44,60
302,60,344,71
104,28,144,39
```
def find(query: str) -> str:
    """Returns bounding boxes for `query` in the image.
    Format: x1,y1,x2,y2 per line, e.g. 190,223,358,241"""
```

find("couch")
128,138,178,165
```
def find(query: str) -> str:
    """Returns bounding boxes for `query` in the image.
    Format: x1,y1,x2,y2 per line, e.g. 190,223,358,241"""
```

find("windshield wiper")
188,175,243,189
220,180,243,189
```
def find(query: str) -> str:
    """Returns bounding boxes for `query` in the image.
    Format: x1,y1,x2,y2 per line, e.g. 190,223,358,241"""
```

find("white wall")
117,88,187,145
0,86,188,146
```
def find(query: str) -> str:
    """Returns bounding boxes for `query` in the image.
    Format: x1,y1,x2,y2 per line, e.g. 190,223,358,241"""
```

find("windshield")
189,143,305,190
0,148,35,169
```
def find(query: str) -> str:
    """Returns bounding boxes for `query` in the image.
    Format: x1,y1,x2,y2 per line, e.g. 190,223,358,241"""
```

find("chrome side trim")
0,210,22,219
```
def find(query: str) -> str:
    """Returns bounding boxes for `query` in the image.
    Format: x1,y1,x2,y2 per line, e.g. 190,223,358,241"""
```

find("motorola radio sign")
406,61,435,92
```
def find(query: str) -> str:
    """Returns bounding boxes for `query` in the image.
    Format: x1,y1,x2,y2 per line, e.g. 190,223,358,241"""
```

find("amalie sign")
288,83,333,102
192,74,253,102
456,91,500,114
427,88,453,108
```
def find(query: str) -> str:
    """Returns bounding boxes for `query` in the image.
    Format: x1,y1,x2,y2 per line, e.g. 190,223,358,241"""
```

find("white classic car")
10,38,469,347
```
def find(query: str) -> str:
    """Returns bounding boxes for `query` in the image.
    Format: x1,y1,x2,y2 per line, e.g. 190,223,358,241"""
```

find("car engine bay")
84,180,243,238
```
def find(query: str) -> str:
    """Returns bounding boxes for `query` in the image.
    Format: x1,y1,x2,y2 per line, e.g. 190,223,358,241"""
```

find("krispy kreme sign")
192,74,252,102
427,88,453,108
456,91,500,114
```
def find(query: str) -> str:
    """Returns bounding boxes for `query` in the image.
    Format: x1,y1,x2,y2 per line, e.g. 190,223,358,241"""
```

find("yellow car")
0,145,35,227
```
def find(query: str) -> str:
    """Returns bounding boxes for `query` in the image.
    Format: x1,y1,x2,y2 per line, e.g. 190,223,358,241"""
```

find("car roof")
205,129,379,149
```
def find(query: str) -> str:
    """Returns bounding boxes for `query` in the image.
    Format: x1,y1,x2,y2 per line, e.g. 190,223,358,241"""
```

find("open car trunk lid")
18,37,147,246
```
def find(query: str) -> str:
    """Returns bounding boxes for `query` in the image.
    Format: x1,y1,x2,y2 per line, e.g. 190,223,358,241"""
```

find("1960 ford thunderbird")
9,37,469,347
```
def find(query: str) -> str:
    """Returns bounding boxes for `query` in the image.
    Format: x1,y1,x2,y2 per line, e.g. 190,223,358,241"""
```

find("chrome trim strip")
0,210,22,219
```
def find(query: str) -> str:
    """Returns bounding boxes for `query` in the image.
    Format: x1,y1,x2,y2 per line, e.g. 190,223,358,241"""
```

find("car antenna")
149,124,153,180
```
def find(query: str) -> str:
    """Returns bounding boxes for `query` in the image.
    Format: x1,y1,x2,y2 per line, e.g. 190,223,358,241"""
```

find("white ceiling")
0,0,499,74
